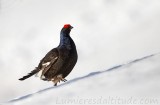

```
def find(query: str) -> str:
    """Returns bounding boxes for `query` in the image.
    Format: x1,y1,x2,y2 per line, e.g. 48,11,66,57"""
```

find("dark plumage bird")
19,24,78,86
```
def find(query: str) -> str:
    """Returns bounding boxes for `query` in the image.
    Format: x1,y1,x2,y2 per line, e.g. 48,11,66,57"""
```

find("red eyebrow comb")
63,24,71,28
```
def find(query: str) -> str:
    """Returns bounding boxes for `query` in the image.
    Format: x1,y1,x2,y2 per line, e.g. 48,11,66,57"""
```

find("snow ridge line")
4,52,160,104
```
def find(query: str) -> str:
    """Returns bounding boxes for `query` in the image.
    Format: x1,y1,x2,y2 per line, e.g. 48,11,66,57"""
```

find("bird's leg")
51,78,59,86
54,83,57,86
51,74,67,86
57,74,67,82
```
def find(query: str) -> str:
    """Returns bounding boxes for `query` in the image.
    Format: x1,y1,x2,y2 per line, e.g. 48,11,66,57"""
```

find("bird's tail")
19,68,39,81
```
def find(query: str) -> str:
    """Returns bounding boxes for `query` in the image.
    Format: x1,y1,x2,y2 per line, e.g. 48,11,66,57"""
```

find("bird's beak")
70,26,73,29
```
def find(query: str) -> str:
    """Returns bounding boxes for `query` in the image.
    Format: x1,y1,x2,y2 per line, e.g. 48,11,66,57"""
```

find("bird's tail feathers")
19,68,39,81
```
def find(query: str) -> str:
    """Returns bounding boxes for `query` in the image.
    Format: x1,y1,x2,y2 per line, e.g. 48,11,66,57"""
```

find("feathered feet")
51,74,67,86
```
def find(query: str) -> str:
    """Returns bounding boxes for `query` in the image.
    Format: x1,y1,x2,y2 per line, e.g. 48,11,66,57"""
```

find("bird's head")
63,24,73,30
61,24,73,35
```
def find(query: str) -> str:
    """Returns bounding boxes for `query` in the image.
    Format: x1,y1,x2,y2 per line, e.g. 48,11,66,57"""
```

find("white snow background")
0,0,160,105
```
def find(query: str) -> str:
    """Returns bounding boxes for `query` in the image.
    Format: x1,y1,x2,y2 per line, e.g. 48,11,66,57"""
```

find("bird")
19,24,78,86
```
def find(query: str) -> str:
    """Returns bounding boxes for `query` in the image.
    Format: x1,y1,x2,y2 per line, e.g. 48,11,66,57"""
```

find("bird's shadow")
6,52,159,103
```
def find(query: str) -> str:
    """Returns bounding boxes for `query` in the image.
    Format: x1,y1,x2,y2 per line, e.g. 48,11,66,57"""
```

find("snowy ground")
0,0,160,104
3,52,160,105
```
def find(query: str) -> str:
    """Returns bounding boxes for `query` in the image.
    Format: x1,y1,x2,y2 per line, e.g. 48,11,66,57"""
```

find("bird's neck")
59,33,71,47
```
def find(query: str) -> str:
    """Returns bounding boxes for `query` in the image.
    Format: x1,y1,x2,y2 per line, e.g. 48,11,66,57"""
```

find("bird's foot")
51,74,67,86
57,74,67,82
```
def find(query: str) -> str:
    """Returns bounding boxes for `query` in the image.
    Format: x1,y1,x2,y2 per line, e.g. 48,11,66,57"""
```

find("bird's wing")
37,48,59,79
19,48,59,81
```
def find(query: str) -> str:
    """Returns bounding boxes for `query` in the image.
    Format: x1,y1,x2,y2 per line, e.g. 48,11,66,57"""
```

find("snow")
4,53,160,105
0,0,160,105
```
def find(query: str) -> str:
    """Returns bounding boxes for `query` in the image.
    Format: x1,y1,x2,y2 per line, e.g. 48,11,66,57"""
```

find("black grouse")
19,24,78,86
